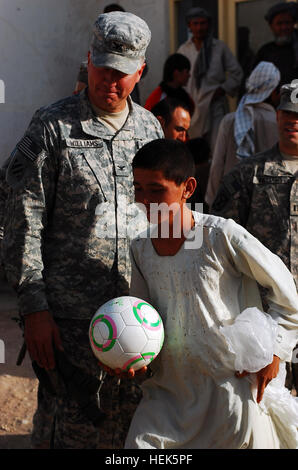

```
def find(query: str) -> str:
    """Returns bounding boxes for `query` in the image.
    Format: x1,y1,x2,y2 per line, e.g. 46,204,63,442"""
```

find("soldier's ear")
136,62,146,83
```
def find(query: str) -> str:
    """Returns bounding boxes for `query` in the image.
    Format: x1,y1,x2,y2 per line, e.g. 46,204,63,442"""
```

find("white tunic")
125,212,298,449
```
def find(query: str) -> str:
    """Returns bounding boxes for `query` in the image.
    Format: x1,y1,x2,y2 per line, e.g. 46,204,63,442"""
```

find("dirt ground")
0,277,38,449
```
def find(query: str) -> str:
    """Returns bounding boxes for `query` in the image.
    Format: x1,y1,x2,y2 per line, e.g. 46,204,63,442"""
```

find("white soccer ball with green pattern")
89,296,164,371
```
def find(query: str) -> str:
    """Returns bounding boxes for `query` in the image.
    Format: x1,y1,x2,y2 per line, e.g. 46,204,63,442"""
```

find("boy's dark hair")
103,4,125,13
163,53,191,82
132,139,196,185
151,97,191,127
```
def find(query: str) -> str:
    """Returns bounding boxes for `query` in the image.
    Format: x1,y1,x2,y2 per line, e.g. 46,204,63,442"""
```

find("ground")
0,277,38,449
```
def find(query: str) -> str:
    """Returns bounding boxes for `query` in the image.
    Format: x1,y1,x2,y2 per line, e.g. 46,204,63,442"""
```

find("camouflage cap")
277,82,298,113
90,12,151,74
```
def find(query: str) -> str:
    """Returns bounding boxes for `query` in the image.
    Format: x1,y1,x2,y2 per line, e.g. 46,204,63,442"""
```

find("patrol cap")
265,2,298,24
90,12,151,74
277,82,298,113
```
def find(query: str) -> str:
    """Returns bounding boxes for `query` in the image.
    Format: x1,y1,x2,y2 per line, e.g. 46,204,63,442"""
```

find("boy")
124,139,298,449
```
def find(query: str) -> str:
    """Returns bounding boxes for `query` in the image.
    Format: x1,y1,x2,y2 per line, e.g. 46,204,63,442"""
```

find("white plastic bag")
220,307,298,448
220,307,278,374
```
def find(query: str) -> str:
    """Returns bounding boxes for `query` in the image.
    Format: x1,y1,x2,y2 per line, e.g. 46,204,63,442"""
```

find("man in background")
206,61,280,207
254,2,298,86
177,7,243,152
145,53,194,114
151,97,191,143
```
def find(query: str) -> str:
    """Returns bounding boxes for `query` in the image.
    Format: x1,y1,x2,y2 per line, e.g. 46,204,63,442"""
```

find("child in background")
124,139,298,449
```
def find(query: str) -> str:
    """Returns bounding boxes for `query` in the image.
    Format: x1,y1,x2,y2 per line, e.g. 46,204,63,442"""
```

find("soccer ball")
89,296,164,371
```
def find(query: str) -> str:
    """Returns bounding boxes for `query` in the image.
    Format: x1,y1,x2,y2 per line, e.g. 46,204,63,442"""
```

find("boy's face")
133,168,195,224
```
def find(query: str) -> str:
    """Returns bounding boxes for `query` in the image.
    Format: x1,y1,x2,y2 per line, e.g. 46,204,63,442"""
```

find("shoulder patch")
6,137,44,189
16,136,43,162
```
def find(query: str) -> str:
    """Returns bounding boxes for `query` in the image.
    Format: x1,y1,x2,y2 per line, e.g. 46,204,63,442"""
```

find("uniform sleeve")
220,43,243,97
129,242,150,302
223,220,298,362
2,112,58,315
210,161,254,227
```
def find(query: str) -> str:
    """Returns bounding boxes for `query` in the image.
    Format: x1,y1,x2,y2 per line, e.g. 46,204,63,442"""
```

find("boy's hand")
235,355,280,403
98,360,147,379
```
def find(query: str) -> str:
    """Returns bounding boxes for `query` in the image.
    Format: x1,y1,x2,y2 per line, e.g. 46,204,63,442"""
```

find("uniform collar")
79,88,147,140
263,144,295,176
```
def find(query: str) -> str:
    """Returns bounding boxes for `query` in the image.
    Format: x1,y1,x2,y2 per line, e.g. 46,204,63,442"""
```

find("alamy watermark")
292,346,298,364
0,339,5,363
290,79,298,103
95,198,204,249
0,80,5,104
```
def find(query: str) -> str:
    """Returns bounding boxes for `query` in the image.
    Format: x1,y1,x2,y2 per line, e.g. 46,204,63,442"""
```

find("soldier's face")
277,110,298,153
87,53,145,112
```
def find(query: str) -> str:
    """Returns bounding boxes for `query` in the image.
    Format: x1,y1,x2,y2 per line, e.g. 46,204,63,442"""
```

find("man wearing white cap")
2,11,163,449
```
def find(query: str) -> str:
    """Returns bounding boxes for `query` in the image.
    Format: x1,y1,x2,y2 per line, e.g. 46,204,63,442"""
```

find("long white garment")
125,212,298,449
177,38,243,147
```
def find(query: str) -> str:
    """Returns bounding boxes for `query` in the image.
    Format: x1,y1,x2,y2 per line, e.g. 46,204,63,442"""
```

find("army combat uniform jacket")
2,89,164,319
211,145,298,288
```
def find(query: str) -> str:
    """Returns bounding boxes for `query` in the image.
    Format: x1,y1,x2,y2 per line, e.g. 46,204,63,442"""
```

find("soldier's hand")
98,360,147,379
24,310,64,370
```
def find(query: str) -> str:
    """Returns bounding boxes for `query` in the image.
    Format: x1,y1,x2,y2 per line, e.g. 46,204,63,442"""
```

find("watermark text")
94,198,204,249
292,346,298,364
0,80,5,104
0,339,5,363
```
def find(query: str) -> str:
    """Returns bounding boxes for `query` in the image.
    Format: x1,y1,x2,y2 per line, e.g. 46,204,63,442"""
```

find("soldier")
211,82,298,395
2,11,163,449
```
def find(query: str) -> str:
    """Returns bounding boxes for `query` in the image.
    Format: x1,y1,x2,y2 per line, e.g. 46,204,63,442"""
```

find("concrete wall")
0,0,170,165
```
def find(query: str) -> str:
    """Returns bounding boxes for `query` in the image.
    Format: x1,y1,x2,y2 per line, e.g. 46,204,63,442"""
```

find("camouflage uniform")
211,144,298,392
2,88,163,448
